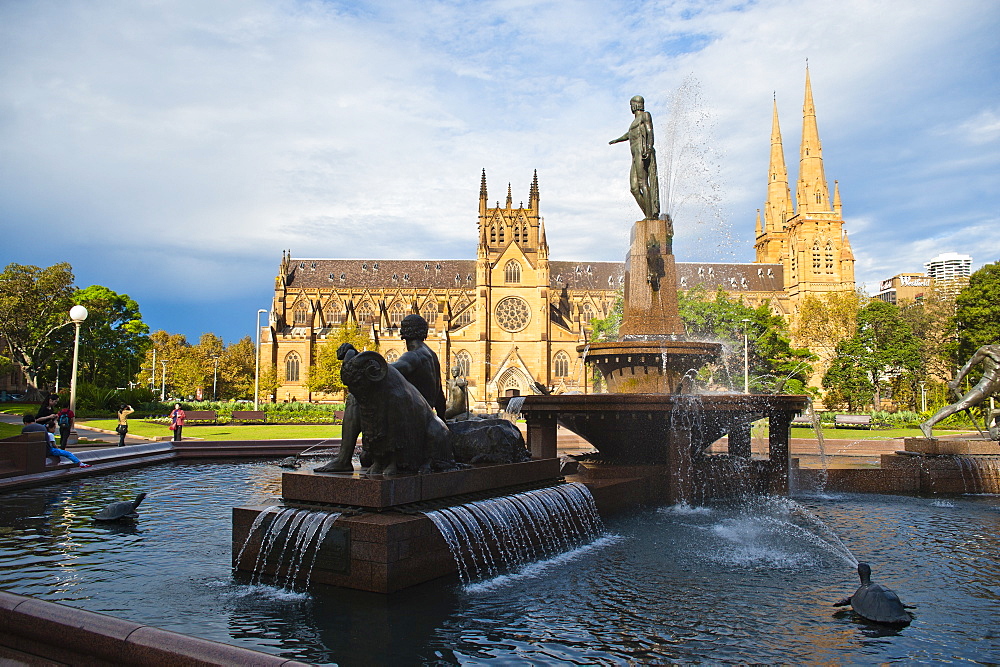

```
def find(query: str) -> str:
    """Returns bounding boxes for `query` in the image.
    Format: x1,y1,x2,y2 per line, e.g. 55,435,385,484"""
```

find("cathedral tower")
755,67,855,303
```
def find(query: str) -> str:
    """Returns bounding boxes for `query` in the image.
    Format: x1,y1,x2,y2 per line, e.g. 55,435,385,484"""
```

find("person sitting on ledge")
21,413,47,434
43,421,90,468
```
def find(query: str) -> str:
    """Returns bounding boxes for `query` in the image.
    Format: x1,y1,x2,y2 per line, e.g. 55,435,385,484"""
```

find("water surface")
0,461,997,664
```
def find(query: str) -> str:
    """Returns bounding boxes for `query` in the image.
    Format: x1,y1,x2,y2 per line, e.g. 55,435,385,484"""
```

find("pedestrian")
169,403,185,441
56,403,75,448
36,394,58,424
21,413,47,434
116,404,134,447
44,421,90,468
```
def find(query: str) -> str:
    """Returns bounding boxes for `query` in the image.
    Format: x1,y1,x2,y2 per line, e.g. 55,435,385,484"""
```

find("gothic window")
453,308,473,328
356,302,375,324
812,241,822,271
581,302,594,322
553,351,570,378
455,350,472,377
388,302,406,328
284,352,301,382
825,241,835,273
504,260,521,284
498,225,505,244
385,349,399,363
293,302,309,326
513,225,521,243
326,301,343,325
421,301,438,325
816,192,822,204
490,226,497,243
495,296,531,332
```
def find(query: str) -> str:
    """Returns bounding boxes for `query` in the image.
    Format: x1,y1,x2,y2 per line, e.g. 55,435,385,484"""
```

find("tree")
307,324,377,396
792,290,863,379
678,287,813,392
897,285,959,383
0,262,75,397
822,300,921,411
955,261,1000,359
257,365,280,403
74,285,150,388
218,336,255,400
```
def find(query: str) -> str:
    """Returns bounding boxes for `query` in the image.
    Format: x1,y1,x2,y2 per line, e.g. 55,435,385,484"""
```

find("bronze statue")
921,344,1000,438
445,364,470,420
610,95,660,220
316,313,447,472
338,351,454,475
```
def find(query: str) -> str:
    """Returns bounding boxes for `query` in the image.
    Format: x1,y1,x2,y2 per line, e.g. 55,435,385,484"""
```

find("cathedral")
259,69,854,408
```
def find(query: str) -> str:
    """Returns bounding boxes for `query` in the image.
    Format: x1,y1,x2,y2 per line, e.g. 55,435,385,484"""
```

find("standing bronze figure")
610,95,660,220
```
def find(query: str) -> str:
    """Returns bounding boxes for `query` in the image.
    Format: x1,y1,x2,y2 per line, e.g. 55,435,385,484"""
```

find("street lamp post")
160,361,168,401
920,381,927,413
741,318,752,394
69,305,89,414
212,354,220,401
254,309,268,411
55,361,60,393
150,348,156,391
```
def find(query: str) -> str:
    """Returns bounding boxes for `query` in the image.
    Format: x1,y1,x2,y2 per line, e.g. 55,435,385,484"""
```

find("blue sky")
2,0,998,344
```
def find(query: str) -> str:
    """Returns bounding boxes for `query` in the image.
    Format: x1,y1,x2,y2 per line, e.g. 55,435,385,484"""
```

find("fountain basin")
579,340,722,393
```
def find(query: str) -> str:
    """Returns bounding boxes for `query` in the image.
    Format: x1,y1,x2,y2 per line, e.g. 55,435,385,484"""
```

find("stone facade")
261,69,854,407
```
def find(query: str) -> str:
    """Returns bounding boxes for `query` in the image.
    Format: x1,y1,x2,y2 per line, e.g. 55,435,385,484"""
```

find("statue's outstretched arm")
951,346,988,387
609,132,629,145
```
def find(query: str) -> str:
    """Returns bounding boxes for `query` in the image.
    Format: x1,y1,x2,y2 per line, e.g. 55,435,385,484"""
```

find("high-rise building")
924,252,972,282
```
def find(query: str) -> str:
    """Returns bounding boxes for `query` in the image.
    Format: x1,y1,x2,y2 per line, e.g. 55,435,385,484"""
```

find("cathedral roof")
285,259,477,290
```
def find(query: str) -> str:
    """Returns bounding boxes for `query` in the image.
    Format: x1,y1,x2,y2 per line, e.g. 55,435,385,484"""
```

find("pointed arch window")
388,302,406,328
553,351,570,378
581,302,595,323
356,302,375,325
326,301,343,325
825,241,835,273
815,192,822,204
812,241,822,271
284,352,301,382
490,226,497,244
455,349,472,378
453,307,473,328
498,224,505,244
421,301,438,325
293,302,309,326
504,260,522,284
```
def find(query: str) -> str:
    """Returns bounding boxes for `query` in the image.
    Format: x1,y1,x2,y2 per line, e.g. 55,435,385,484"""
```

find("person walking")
116,404,134,447
55,404,75,448
169,403,185,442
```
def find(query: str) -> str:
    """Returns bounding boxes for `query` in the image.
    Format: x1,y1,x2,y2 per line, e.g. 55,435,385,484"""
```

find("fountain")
518,96,808,505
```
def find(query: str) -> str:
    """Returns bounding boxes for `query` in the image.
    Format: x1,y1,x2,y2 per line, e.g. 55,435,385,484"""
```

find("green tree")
822,299,921,411
142,330,200,399
0,262,76,397
73,285,150,388
257,365,280,403
307,324,377,396
218,336,255,400
897,285,959,384
955,261,1000,359
589,292,622,342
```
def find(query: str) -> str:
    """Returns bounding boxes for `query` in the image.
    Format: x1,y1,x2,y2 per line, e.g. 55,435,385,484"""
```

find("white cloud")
1,0,998,340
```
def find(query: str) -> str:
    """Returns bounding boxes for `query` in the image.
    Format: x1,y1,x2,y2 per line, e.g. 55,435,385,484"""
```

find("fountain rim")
577,340,723,356
512,393,810,412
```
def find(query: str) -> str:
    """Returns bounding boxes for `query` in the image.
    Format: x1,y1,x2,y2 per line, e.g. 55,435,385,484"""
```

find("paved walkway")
0,412,161,451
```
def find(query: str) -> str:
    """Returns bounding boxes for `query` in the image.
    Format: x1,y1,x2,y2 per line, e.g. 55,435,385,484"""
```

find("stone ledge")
0,590,309,666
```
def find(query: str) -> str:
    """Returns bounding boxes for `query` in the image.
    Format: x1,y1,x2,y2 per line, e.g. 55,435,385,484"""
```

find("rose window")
495,297,531,332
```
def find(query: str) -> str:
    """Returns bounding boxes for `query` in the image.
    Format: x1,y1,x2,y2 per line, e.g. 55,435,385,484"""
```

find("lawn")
0,422,23,439
789,425,969,440
83,419,342,441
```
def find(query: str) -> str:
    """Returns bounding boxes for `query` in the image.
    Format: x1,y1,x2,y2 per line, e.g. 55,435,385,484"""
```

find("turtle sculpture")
278,455,301,469
834,562,913,625
94,493,147,522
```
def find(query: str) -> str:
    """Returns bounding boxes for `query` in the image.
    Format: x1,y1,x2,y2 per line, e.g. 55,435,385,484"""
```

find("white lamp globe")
69,305,89,322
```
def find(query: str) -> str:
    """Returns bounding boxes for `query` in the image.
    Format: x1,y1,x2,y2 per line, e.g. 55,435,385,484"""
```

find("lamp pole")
160,360,167,401
212,354,220,401
741,318,751,394
55,361,60,393
254,309,268,411
69,305,89,414
920,381,927,413
150,348,156,391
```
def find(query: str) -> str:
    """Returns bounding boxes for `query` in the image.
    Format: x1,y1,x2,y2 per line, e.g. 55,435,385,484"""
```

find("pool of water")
0,461,998,664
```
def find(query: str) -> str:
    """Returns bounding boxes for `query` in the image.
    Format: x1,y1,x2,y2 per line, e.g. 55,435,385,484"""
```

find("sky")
2,0,998,344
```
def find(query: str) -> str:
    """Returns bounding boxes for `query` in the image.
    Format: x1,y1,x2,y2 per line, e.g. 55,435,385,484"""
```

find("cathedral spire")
479,168,489,219
764,97,792,232
833,179,842,216
506,183,513,209
797,65,830,214
529,169,539,210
